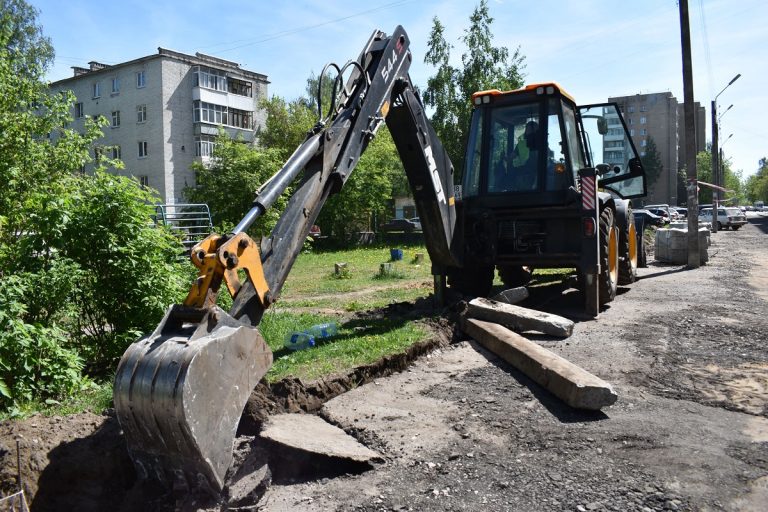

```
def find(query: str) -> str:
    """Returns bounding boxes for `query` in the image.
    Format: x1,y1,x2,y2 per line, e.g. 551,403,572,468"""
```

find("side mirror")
597,117,608,135
628,157,643,176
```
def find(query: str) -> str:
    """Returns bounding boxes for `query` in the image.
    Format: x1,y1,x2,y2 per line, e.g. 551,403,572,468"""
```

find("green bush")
0,274,85,408
59,172,191,367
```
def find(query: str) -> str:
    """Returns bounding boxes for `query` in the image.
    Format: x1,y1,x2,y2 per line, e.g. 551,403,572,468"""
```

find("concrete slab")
466,297,574,337
490,286,529,305
260,413,382,464
461,318,617,410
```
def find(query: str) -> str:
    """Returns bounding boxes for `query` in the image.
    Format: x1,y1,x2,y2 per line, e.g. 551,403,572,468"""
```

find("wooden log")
462,318,617,410
466,297,574,337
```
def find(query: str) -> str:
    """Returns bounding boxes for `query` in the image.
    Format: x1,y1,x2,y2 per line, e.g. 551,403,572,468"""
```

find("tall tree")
423,0,526,181
0,0,54,78
640,136,664,192
745,158,768,203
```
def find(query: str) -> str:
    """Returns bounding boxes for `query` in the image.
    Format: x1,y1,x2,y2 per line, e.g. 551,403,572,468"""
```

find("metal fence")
154,203,213,251
0,491,29,512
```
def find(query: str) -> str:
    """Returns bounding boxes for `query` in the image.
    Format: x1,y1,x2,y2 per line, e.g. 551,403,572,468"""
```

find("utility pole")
711,76,740,234
711,100,719,233
679,0,700,268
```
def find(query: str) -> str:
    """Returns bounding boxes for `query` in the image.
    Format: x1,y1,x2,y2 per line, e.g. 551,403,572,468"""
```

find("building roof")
50,47,269,87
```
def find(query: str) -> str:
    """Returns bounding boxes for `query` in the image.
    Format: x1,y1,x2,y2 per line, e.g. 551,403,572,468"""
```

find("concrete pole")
711,100,719,233
679,0,700,268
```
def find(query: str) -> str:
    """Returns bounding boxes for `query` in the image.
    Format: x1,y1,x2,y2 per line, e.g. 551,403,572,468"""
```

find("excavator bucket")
113,305,273,493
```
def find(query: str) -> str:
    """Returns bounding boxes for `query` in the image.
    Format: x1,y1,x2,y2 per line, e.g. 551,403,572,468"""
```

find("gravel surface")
1,215,767,511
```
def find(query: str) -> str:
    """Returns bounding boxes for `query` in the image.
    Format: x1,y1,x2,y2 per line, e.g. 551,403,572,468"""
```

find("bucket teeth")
114,305,273,493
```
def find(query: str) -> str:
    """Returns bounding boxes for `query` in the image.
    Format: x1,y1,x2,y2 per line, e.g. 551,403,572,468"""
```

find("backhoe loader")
114,25,645,494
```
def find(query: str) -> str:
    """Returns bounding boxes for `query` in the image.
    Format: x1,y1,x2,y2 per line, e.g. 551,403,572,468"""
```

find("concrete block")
461,318,617,410
490,287,529,305
260,413,382,463
466,298,573,337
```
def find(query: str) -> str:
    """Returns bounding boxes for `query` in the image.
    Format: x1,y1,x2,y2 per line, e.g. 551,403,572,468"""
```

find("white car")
698,207,747,231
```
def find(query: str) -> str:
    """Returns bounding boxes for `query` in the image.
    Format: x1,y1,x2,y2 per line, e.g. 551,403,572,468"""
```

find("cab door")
578,103,647,199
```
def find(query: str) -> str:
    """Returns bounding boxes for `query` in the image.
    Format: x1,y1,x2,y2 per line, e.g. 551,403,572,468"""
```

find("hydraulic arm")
113,26,458,493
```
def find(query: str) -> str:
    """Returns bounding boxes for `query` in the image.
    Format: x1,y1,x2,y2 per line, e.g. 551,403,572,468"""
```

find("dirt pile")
0,315,454,511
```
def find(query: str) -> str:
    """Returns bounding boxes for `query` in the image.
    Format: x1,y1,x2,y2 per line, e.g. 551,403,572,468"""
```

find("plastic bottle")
284,331,315,351
306,322,338,339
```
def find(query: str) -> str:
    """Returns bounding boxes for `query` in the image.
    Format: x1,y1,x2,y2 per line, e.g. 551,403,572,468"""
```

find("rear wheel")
581,207,619,312
618,204,638,284
497,265,533,288
447,264,494,297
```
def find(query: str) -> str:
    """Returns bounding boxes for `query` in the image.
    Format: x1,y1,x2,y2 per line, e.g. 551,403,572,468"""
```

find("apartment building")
50,49,269,204
609,92,705,206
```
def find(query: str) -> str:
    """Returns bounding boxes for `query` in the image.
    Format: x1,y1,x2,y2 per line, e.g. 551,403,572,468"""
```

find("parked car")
380,218,418,233
409,217,422,231
698,207,747,231
633,209,665,227
672,207,688,219
645,208,671,222
646,204,679,220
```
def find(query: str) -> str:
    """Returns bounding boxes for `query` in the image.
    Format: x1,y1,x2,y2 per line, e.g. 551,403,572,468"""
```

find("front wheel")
732,225,741,231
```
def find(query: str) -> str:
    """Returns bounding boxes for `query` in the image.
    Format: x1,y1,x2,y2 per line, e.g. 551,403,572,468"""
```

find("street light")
717,104,733,123
711,74,741,233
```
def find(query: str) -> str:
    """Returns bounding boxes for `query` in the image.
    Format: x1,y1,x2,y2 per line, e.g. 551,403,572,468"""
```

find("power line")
199,0,415,54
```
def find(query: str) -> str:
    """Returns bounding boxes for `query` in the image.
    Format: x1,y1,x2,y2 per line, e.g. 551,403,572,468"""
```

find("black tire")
598,207,619,304
447,265,494,297
497,265,533,288
618,203,638,284
580,207,619,312
717,222,724,231
732,225,741,231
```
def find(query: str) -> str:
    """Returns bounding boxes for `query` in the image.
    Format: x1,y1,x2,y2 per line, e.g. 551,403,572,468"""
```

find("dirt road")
260,216,768,512
2,216,767,511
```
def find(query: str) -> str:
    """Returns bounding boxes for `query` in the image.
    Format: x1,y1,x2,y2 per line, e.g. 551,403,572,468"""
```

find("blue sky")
32,0,767,177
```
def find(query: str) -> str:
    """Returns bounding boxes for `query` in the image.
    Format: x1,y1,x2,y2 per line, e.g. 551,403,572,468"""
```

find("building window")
136,71,145,88
641,139,647,147
92,82,100,98
628,118,633,125
630,129,635,136
640,117,647,124
641,129,647,135
193,100,227,125
195,135,216,157
111,110,120,127
228,77,253,97
94,146,103,165
74,102,84,118
640,151,647,157
139,175,149,187
138,141,148,158
111,77,120,94
137,104,147,123
629,106,635,113
193,66,227,92
112,145,121,159
229,108,253,129
640,105,648,112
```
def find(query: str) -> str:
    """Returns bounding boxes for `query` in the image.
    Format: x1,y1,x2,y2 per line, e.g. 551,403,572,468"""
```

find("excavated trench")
0,314,455,512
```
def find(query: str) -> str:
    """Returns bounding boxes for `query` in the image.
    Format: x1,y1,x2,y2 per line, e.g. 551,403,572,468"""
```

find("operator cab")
462,83,645,205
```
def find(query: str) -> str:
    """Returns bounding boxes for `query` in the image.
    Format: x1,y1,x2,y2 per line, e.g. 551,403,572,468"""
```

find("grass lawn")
278,245,434,311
